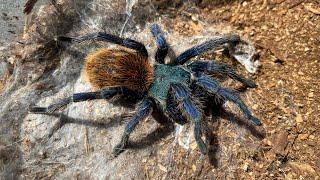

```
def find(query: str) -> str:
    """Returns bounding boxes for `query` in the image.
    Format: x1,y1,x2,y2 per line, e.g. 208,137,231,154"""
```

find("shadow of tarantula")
30,23,262,156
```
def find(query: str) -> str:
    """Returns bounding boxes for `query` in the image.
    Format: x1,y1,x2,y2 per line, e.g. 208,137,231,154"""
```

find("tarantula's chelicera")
30,24,262,156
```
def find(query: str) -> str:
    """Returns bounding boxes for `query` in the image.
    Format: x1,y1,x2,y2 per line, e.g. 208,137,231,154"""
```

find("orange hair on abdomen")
84,48,154,93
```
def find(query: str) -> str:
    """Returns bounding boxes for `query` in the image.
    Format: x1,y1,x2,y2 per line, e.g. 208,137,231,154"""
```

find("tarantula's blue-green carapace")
30,24,262,156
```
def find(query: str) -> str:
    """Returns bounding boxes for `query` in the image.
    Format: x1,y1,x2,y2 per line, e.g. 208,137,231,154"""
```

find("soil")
145,0,320,179
0,0,319,179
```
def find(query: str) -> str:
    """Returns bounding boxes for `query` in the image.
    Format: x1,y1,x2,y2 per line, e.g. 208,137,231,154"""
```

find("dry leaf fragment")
295,114,303,123
158,164,168,172
272,131,288,155
289,162,317,175
192,165,197,172
190,141,198,151
297,133,309,141
308,92,314,98
305,4,320,15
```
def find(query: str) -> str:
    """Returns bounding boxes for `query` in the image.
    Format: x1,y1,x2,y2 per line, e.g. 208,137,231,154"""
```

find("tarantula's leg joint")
29,88,121,114
113,98,154,156
188,60,257,88
174,35,240,65
195,74,262,126
57,32,148,57
170,83,207,155
150,24,169,64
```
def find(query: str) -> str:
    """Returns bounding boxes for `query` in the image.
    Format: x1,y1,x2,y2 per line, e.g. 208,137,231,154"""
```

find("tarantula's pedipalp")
29,88,121,114
170,84,207,154
174,35,241,65
188,61,257,88
195,74,262,126
150,24,169,64
113,98,154,156
58,32,148,57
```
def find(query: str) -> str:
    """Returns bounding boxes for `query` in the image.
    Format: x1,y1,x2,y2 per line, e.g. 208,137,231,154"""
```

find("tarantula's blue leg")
188,60,257,88
58,32,148,57
195,74,262,126
170,84,207,154
29,88,121,114
150,24,168,64
113,98,154,156
174,35,240,65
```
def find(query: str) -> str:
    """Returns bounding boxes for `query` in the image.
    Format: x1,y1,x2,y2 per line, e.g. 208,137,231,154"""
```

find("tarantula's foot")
29,106,48,114
29,106,56,114
229,34,241,43
196,140,208,155
56,36,75,43
112,143,127,156
243,79,257,88
250,116,262,126
30,98,70,114
29,105,60,114
194,124,208,155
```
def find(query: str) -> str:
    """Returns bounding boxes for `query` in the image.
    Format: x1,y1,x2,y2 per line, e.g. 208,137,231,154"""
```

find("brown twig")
288,0,305,9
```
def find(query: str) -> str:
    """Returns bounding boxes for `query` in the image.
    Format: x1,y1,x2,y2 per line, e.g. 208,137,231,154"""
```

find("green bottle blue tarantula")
30,24,262,156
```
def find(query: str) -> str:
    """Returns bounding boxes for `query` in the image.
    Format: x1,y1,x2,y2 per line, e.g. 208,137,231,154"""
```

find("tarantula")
30,24,262,156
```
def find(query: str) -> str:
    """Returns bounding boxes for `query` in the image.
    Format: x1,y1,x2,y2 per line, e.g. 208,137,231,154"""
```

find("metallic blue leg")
150,24,168,64
29,88,121,114
174,35,240,65
195,74,262,126
188,60,257,88
170,83,207,154
113,98,154,156
58,32,148,57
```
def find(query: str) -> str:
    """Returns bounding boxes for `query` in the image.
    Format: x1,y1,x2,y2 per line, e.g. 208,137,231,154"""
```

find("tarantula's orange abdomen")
84,48,154,92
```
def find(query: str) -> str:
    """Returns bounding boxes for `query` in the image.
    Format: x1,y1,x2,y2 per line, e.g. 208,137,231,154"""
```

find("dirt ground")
0,0,319,179
145,0,319,179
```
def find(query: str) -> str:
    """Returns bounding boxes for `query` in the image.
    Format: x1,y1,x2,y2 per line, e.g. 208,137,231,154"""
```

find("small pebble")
295,114,303,123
